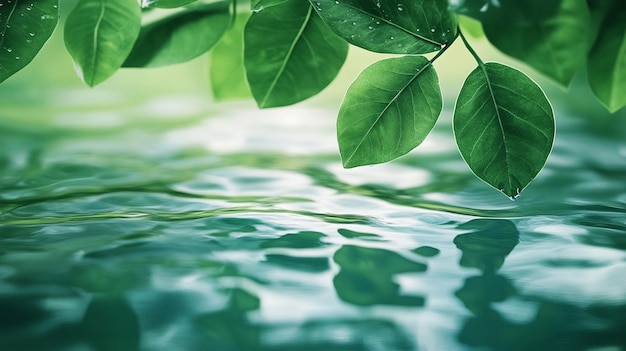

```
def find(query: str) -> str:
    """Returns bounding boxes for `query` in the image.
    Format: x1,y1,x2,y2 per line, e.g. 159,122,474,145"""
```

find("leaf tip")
501,188,521,201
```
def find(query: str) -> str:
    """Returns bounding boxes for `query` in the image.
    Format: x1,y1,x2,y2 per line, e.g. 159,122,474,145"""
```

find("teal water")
1,85,626,351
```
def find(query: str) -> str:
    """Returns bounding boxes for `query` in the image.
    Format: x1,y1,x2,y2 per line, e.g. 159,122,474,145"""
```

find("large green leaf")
210,13,251,101
123,2,230,68
244,0,348,108
0,0,59,84
454,63,555,199
311,0,457,54
587,7,626,113
480,0,592,87
337,56,442,168
64,0,141,87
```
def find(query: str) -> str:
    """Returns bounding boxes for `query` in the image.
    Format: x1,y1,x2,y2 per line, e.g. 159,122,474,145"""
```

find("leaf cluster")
1,0,624,199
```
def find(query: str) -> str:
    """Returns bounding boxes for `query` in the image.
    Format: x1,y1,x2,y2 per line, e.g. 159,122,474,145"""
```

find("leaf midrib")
259,6,312,107
344,61,432,166
88,0,108,86
480,64,512,190
337,1,444,47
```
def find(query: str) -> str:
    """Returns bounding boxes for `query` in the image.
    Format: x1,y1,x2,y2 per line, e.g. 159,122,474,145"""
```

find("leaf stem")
229,0,237,27
459,28,484,66
427,30,459,66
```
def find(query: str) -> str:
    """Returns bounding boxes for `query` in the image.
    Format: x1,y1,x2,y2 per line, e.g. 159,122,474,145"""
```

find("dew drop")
368,25,373,30
397,3,404,11
335,0,339,3
6,47,12,52
29,32,35,37
430,27,436,32
15,56,20,60
390,36,394,40
352,22,356,26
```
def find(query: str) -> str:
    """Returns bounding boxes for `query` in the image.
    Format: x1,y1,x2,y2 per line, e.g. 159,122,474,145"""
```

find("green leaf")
587,7,626,113
337,56,442,168
0,0,59,84
123,2,230,68
64,0,141,87
480,0,593,87
244,0,348,108
311,0,457,54
210,13,251,101
143,0,197,8
453,62,555,199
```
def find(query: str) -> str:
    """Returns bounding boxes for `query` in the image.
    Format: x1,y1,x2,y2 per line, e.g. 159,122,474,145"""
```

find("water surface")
1,83,626,351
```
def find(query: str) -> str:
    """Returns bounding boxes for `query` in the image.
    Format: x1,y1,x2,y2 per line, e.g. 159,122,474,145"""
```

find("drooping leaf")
337,56,442,168
480,0,593,87
587,6,626,113
210,13,251,101
453,62,555,199
123,2,230,68
244,0,348,108
64,0,141,87
311,0,457,54
0,0,59,84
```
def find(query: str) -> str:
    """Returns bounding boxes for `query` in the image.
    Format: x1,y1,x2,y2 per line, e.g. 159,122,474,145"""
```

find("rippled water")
1,88,626,351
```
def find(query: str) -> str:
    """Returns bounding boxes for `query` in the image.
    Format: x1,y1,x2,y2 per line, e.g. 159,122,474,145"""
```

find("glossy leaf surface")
588,7,626,112
454,63,554,199
337,56,442,168
312,0,457,54
480,0,592,86
244,0,348,108
210,13,251,101
64,0,141,87
124,2,230,68
0,0,59,83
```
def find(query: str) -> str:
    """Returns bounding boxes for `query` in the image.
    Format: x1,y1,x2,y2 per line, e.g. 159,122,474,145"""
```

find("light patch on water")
327,163,431,188
532,223,588,236
493,297,540,324
173,104,338,155
509,246,626,306
519,262,626,306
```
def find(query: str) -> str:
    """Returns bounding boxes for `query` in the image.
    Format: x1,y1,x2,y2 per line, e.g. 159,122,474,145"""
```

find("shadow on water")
454,219,626,351
0,293,140,351
333,245,427,307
